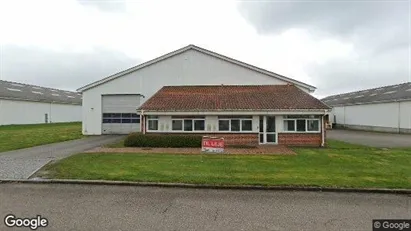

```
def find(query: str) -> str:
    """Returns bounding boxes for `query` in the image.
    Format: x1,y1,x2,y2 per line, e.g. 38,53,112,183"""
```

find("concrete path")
327,129,411,148
0,184,409,231
0,135,124,180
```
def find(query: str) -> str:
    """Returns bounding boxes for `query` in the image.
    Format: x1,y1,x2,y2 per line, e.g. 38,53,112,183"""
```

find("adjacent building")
0,80,82,125
78,44,329,146
322,82,411,133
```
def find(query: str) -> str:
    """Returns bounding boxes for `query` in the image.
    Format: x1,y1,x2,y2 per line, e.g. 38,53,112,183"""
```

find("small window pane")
131,113,139,118
231,120,240,131
111,113,121,118
172,120,183,130
122,113,132,118
266,134,276,143
259,133,264,143
102,119,111,123
296,119,306,131
148,120,158,130
122,119,132,123
131,119,139,123
284,120,295,131
112,119,121,123
307,120,319,131
219,120,229,131
241,120,252,131
184,120,193,131
194,120,205,131
102,113,111,118
259,117,264,132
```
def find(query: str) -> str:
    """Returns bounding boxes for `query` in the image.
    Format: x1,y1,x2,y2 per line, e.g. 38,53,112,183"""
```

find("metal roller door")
102,95,141,134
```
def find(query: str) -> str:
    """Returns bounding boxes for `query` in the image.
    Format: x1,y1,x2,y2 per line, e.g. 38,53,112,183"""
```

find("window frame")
147,116,159,131
170,117,206,132
102,113,140,124
217,116,253,133
283,116,321,133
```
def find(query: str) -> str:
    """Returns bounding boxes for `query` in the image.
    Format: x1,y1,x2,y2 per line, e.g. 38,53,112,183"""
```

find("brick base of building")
147,132,323,147
277,133,322,147
149,133,259,146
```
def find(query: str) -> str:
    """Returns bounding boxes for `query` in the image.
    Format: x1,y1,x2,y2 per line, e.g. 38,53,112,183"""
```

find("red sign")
202,136,225,153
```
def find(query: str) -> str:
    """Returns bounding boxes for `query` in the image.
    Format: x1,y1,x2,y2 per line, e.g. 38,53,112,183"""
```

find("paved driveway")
0,184,409,231
0,135,124,180
327,129,411,148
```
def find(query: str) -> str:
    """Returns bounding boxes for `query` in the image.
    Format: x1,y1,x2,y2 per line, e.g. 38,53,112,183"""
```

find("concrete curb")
0,179,410,195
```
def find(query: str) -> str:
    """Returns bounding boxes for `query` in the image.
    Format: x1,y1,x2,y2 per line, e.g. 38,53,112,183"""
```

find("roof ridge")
0,79,78,94
323,81,411,99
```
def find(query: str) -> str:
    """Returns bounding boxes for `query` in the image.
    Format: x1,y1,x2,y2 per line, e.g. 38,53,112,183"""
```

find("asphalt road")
327,129,411,148
0,135,124,180
0,184,410,231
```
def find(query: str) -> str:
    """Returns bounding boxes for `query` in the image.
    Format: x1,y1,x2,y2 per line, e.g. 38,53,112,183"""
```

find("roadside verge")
0,179,410,195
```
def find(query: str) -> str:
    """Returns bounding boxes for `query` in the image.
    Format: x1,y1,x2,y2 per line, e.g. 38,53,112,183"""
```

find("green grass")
0,122,83,152
39,139,411,189
105,140,125,148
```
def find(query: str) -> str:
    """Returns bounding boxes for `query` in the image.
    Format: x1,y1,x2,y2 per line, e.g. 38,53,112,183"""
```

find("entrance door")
259,116,277,144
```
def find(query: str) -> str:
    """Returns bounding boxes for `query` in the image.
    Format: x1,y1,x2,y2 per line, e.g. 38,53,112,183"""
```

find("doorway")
259,116,277,144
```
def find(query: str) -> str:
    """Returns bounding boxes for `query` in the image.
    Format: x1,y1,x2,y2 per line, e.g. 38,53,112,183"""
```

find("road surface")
0,183,409,231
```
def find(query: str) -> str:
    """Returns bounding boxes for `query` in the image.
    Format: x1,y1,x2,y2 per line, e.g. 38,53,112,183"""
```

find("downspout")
398,101,401,134
141,109,145,134
321,109,326,147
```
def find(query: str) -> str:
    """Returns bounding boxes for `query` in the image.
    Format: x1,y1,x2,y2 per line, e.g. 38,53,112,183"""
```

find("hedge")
124,133,202,148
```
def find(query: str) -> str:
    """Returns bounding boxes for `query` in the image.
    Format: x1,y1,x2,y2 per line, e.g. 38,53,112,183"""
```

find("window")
171,116,205,132
194,120,205,131
218,120,230,131
241,120,252,131
307,119,319,131
102,113,140,124
283,115,321,132
184,120,193,131
172,120,183,131
218,116,253,132
283,120,295,131
231,119,240,131
147,116,158,131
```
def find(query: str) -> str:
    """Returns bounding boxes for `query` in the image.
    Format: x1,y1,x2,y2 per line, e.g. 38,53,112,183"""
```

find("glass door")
265,116,276,143
259,116,277,144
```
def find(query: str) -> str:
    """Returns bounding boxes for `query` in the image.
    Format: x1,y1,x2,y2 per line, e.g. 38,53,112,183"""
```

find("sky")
0,0,410,98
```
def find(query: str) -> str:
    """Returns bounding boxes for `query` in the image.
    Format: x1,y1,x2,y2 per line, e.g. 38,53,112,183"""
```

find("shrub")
124,133,202,148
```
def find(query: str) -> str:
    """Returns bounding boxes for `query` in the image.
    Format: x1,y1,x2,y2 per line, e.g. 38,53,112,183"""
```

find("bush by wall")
124,133,202,148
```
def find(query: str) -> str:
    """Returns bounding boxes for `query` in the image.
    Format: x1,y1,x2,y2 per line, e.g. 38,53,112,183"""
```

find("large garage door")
102,95,141,134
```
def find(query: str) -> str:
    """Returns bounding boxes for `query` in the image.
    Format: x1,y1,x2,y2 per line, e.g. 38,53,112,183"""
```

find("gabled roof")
138,85,329,112
77,45,316,92
322,82,411,107
0,79,82,105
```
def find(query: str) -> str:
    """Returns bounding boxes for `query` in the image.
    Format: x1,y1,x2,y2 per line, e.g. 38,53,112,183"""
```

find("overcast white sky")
0,0,410,98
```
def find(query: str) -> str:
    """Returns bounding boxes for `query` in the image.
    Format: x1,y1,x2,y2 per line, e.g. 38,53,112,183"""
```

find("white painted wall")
82,49,302,135
0,99,81,125
330,101,411,132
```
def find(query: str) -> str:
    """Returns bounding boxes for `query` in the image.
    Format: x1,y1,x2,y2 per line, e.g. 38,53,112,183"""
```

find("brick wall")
278,133,322,146
149,133,259,146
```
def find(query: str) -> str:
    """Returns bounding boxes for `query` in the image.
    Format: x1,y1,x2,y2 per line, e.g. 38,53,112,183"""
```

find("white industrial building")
0,80,82,125
77,44,319,136
322,82,411,133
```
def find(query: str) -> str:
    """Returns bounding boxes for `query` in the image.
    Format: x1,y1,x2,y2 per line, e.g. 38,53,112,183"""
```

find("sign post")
201,136,225,153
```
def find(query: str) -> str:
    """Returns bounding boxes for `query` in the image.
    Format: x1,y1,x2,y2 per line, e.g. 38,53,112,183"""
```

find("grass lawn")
38,139,411,189
0,122,83,153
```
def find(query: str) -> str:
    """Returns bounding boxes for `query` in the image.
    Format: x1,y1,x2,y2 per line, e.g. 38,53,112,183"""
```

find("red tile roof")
139,85,330,111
